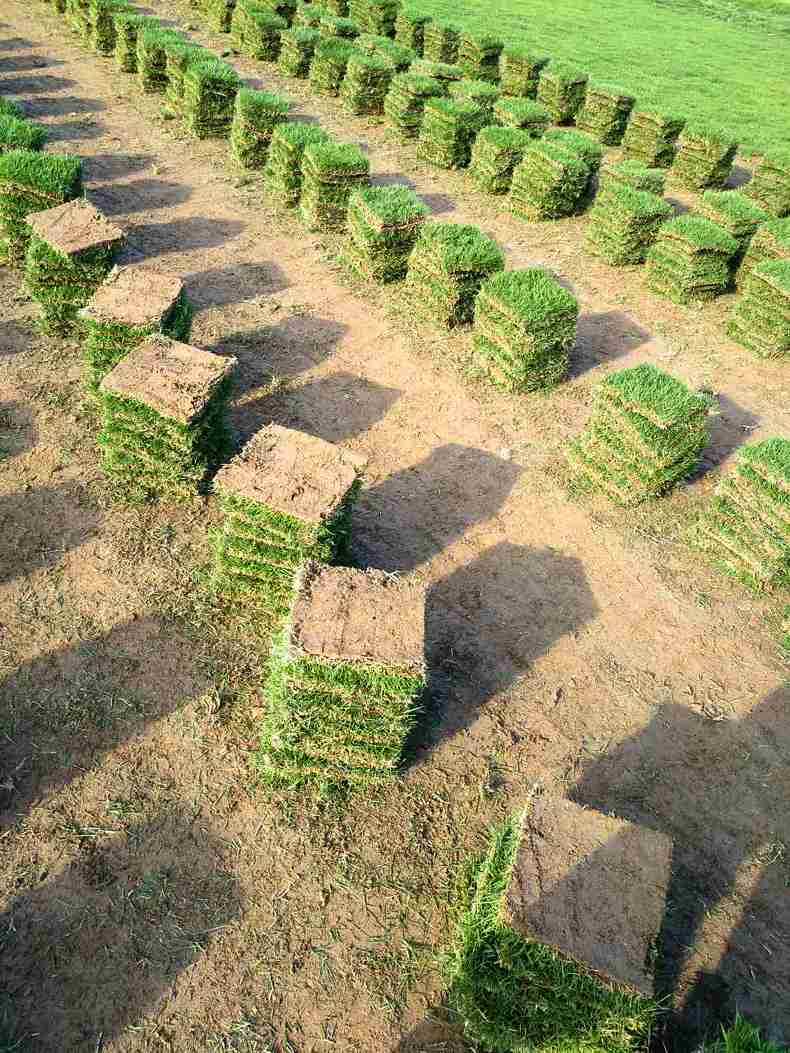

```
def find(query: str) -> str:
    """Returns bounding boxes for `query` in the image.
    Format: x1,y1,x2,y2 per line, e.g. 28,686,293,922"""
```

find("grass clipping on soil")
230,87,291,168
745,149,790,219
0,149,83,266
383,71,444,142
621,108,686,168
344,183,428,282
645,214,738,304
469,126,535,195
299,141,370,231
585,182,672,266
417,97,486,170
727,258,790,359
263,121,331,207
509,140,590,221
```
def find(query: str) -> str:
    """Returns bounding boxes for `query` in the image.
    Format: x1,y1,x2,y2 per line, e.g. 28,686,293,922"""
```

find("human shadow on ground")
0,73,74,94
185,260,290,311
568,309,651,379
692,393,760,480
126,216,246,259
84,152,154,182
89,178,193,216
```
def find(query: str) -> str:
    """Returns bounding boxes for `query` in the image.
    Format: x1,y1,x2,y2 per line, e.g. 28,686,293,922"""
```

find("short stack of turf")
207,0,237,32
735,217,790,289
164,41,212,111
356,33,414,72
698,189,770,273
310,38,359,96
621,108,686,168
536,61,588,125
257,561,426,790
745,150,790,218
544,127,603,178
645,215,738,304
231,87,290,168
300,141,370,231
137,27,185,94
0,150,83,266
183,60,241,138
353,0,400,37
727,259,790,358
406,221,504,328
448,79,500,123
671,122,738,191
278,26,320,76
410,57,462,87
493,97,550,136
422,20,460,63
339,51,392,116
294,1,326,27
597,158,666,201
457,32,503,85
575,82,634,145
89,0,132,55
113,11,157,73
0,115,47,154
509,141,590,221
345,182,427,281
693,439,790,591
472,267,578,391
469,126,534,195
417,97,485,169
586,182,673,265
394,8,430,55
499,47,548,99
232,2,288,60
383,71,443,141
264,121,330,207
567,363,709,505
319,13,359,38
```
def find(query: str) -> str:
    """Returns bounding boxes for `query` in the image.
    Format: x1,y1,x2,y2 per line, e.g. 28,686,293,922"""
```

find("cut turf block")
457,31,503,85
0,149,82,266
469,125,534,195
310,37,358,96
319,12,359,38
575,81,634,145
745,149,790,218
211,426,367,611
597,158,666,200
350,0,399,37
0,114,47,154
207,0,237,31
671,122,738,191
300,141,370,231
567,363,710,505
727,259,790,359
543,126,603,178
263,121,331,207
257,561,426,789
621,107,686,168
645,214,739,305
165,41,212,111
735,217,790,289
97,335,237,500
493,96,550,136
585,182,673,265
356,33,415,72
499,47,548,99
89,0,132,55
24,198,125,335
536,60,588,125
422,20,460,63
65,0,92,40
137,26,185,94
698,189,769,273
509,141,590,221
383,71,443,142
232,2,288,59
344,182,427,281
80,263,192,389
410,57,462,87
406,221,504,328
278,25,321,76
394,8,430,55
448,79,499,122
294,1,327,27
230,87,290,168
417,97,486,169
473,267,578,391
113,11,157,73
339,51,392,115
183,60,241,139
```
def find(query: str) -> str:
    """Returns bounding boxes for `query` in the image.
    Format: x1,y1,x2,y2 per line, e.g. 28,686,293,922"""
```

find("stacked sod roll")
0,149,83,266
89,0,132,55
645,215,738,304
575,82,635,145
493,97,550,136
469,126,534,195
258,562,426,790
457,32,504,84
536,61,588,125
383,72,443,141
597,158,666,199
299,141,370,231
448,79,500,122
499,48,548,99
345,183,427,281
422,20,460,63
745,150,790,218
165,41,212,112
671,122,737,191
567,363,709,505
339,51,393,116
264,121,331,207
735,217,790,289
0,114,48,154
323,0,349,14
113,11,157,73
208,0,237,32
394,8,431,54
727,259,790,358
509,141,590,221
410,58,462,87
278,26,321,76
417,98,485,169
585,183,673,265
621,108,685,168
230,88,290,168
310,38,359,96
698,190,769,271
137,26,184,94
183,59,241,138
232,2,288,60
355,34,415,72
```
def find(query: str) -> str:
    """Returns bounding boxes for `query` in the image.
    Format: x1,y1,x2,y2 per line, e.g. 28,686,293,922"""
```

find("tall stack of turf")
493,97,550,137
597,158,666,200
544,127,603,180
65,0,92,40
256,0,297,24
745,150,790,218
164,41,212,112
736,217,790,289
509,141,590,221
24,199,125,334
727,259,790,358
183,60,241,138
671,122,737,191
0,115,47,154
417,98,485,169
394,8,430,55
344,183,427,281
645,215,738,304
230,88,290,168
137,27,185,94
621,108,685,168
113,12,157,73
339,52,392,115
97,335,237,500
300,142,370,231
210,425,366,613
258,561,426,790
294,1,326,27
422,20,460,63
81,263,192,389
536,61,588,125
499,48,548,99
469,127,533,195
208,0,236,31
585,183,672,265
356,34,414,72
448,80,500,123
410,58,462,88
310,38,358,97
692,439,790,590
323,0,349,14
567,363,710,505
232,2,288,60
354,0,399,36
319,13,359,38
457,32,503,84
575,82,634,145
89,0,132,55
698,190,769,273
406,222,504,328
473,268,578,391
278,26,320,76
383,72,443,142
264,122,330,207
0,150,83,266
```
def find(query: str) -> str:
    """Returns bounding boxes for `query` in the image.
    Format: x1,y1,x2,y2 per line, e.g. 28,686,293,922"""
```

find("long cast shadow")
0,54,65,72
24,94,107,117
185,260,290,311
0,73,75,94
128,216,247,258
692,393,760,480
84,152,155,182
89,178,194,216
568,309,651,379
0,400,36,461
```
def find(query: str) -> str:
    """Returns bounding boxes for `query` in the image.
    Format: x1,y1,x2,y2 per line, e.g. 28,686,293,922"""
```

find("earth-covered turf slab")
499,47,548,99
692,438,790,591
230,87,290,168
406,221,504,328
355,34,415,73
257,561,426,790
671,122,738,191
211,425,366,613
567,363,710,505
278,26,320,76
339,51,392,116
81,263,192,389
736,217,790,289
264,121,331,207
349,0,399,36
575,82,635,145
137,27,185,94
383,71,443,142
344,183,427,282
410,57,462,87
585,182,673,265
207,0,237,32
457,32,503,85
698,189,769,271
319,13,359,38
422,20,461,64
469,126,534,195
472,267,578,391
89,0,132,55
445,798,664,1053
97,334,237,501
183,60,241,139
536,61,588,125
645,214,739,304
621,108,686,168
509,140,590,221
597,158,666,200
745,150,790,219
448,79,500,122
24,198,125,335
164,41,212,111
294,1,326,27
417,97,486,169
394,8,431,55
300,141,370,231
0,114,47,154
493,97,550,136
310,37,359,96
231,2,288,60
0,149,82,267
727,259,790,359
113,11,157,73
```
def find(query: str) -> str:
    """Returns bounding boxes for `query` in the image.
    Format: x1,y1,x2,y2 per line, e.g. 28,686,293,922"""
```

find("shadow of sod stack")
585,183,672,266
744,150,790,218
621,108,686,168
0,149,82,266
382,71,444,142
344,182,427,282
670,121,737,191
727,259,790,359
299,141,370,231
645,215,738,304
230,87,291,169
263,121,331,207
735,217,790,289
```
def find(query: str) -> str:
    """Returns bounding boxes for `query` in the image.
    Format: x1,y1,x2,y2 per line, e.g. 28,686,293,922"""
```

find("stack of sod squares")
257,561,426,790
323,0,349,15
0,149,82,266
231,2,287,60
339,52,393,116
0,115,47,154
137,27,185,94
406,222,504,328
394,8,431,54
567,363,709,505
89,0,132,55
294,2,326,28
735,217,790,288
448,79,500,122
509,141,590,221
422,20,460,63
80,263,192,389
164,42,210,111
410,58,462,87
417,98,485,169
258,0,298,25
645,215,738,304
263,121,331,207
493,97,550,136
207,0,237,32
544,126,603,186
472,268,578,391
310,38,358,96
536,61,588,125
745,150,790,218
66,0,92,40
457,32,503,84
383,72,443,141
585,183,673,265
356,34,415,72
278,26,321,76
469,127,534,195
319,13,359,39
230,88,290,168
698,189,769,271
692,439,790,591
113,12,157,72
211,424,366,613
183,60,241,138
345,183,427,281
575,82,635,145
597,158,666,200
354,0,400,36
300,141,370,231
97,335,237,500
671,122,737,190
727,259,790,358
445,798,664,1053
499,48,548,99
24,199,125,334
621,108,685,168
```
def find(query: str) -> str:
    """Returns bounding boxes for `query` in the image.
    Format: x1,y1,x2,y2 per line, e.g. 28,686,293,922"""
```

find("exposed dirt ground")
1,3,789,1051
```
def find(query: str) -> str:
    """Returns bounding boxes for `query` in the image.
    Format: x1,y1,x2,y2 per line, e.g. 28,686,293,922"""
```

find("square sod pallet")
445,799,664,1053
692,438,790,591
24,198,125,335
727,259,790,359
566,363,710,505
621,108,686,168
113,12,157,73
183,60,241,139
394,8,431,55
671,122,738,191
585,182,672,266
137,27,185,94
231,2,288,60
230,88,290,168
263,121,331,207
406,221,504,328
97,334,237,501
207,0,237,32
257,561,426,790
344,183,427,282
356,34,415,72
457,32,503,84
745,150,790,218
422,20,460,64
89,0,133,55
410,57,462,88
473,268,578,391
0,114,47,154
469,126,534,195
499,48,548,99
735,217,790,289
597,158,666,201
509,141,590,221
278,26,321,77
299,141,370,231
417,97,485,169
536,61,588,125
575,82,634,145
211,424,366,613
0,149,82,266
383,71,443,142
339,51,393,116
310,38,358,96
698,189,769,271
645,214,738,304
448,79,500,122
493,97,550,136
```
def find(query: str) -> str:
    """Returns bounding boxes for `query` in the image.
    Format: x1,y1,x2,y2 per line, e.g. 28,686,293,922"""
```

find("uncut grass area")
418,0,789,158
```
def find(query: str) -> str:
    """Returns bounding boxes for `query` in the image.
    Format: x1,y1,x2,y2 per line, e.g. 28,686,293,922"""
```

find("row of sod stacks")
645,215,738,304
310,38,358,96
499,48,548,99
278,26,320,76
207,0,237,32
345,183,427,281
621,108,685,168
406,222,504,328
0,149,83,266
736,217,790,288
448,79,500,122
469,127,534,195
66,0,91,39
184,60,241,138
258,562,426,789
97,335,237,500
417,98,485,169
264,121,330,207
165,41,212,111
575,82,635,145
422,20,460,63
567,363,709,505
113,12,157,72
230,88,290,167
81,263,192,389
232,2,288,60
671,122,737,190
137,27,185,94
0,114,47,153
24,199,125,334
536,61,588,125
493,97,550,136
585,183,673,266
472,268,578,391
745,150,790,218
383,72,443,142
727,259,790,358
509,141,590,221
597,158,666,200
693,439,790,591
339,52,392,116
394,8,430,54
319,13,359,38
300,142,369,230
698,189,769,270
410,58,462,87
458,32,503,84
355,34,415,72
89,0,132,55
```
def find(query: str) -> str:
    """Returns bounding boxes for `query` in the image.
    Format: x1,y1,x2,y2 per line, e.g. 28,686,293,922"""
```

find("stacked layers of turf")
735,217,790,289
597,158,666,200
448,80,500,122
319,13,359,38
232,2,288,60
310,38,358,96
339,51,392,115
417,98,485,169
410,58,462,87
406,222,504,328
345,183,427,281
66,0,92,40
469,126,534,195
294,2,326,27
113,11,157,73
499,48,548,99
165,41,212,111
258,561,426,789
536,61,588,125
207,0,237,32
422,20,460,63
350,0,399,36
645,215,738,304
264,121,330,207
671,122,738,191
356,34,415,72
394,8,431,54
509,141,590,221
183,60,241,138
457,32,503,84
575,82,635,145
89,0,132,55
230,87,290,168
299,141,370,231
745,150,790,218
567,363,709,505
621,108,685,168
137,26,185,94
0,149,83,266
727,259,790,358
585,183,673,265
278,26,320,76
493,97,550,136
544,127,603,179
698,189,769,272
256,0,297,24
472,268,578,391
97,334,237,500
383,72,443,141
0,115,47,154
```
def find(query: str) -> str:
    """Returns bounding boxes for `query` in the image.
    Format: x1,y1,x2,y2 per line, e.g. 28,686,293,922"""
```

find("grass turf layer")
230,87,290,168
422,20,461,63
89,0,133,55
493,96,550,135
309,37,359,96
509,140,590,221
231,2,288,60
0,115,48,154
344,183,428,281
394,8,431,54
457,31,503,84
727,258,790,358
597,159,666,200
112,12,158,73
136,26,185,94
645,214,739,305
356,33,416,72
299,141,370,231
585,182,673,265
263,121,331,207
0,149,82,266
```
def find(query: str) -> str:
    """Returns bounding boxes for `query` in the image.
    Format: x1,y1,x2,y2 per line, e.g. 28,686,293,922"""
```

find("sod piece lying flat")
575,81,634,145
509,140,590,221
300,141,370,231
621,108,685,168
183,60,241,139
597,158,666,201
536,60,588,125
671,122,737,191
230,87,290,168
645,214,738,304
310,37,358,96
745,149,790,218
278,26,320,76
727,259,790,358
344,182,427,281
383,71,443,142
339,51,392,116
422,20,460,64
394,8,431,55
735,217,790,289
137,26,185,94
0,149,83,266
499,47,548,99
457,31,503,85
586,182,673,265
0,114,47,154
469,125,534,195
417,97,485,169
263,121,331,207
113,11,157,73
493,96,550,136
